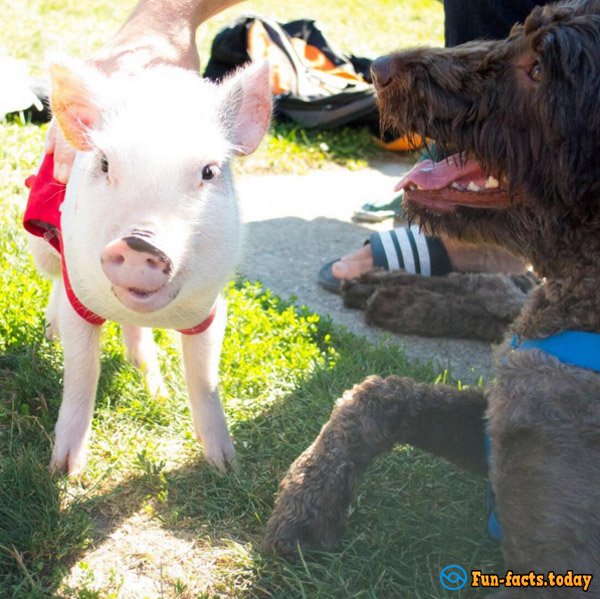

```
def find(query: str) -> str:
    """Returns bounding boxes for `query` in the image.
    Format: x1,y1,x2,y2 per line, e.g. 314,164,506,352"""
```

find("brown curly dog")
265,2,600,594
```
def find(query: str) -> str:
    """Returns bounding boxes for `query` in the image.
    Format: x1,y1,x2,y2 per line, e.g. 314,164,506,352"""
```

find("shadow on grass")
0,319,502,598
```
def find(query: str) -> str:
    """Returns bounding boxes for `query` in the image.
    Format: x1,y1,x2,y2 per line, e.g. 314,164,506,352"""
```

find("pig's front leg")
180,296,236,472
122,325,167,397
45,280,61,341
50,286,102,476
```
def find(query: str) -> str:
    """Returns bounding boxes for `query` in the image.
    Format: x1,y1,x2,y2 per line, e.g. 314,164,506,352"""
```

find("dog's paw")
265,502,343,558
264,454,351,558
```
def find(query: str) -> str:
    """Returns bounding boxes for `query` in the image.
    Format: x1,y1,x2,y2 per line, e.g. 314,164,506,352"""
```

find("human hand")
45,119,76,183
89,24,200,75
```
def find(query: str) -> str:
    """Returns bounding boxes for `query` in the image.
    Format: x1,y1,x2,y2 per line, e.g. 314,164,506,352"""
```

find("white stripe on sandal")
394,227,417,274
410,225,431,276
370,226,452,277
379,230,401,270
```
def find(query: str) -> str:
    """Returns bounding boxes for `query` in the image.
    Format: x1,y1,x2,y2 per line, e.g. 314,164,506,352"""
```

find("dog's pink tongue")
395,156,484,192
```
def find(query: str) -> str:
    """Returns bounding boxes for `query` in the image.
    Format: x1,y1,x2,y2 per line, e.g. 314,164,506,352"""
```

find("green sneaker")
352,192,404,223
353,145,448,223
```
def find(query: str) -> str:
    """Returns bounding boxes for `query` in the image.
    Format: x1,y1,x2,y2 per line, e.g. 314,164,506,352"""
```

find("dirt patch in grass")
61,512,244,598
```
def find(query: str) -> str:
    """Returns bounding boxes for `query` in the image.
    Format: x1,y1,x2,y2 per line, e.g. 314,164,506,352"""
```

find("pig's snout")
101,235,172,293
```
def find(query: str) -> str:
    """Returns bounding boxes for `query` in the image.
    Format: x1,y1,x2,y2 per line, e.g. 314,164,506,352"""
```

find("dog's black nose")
371,56,394,90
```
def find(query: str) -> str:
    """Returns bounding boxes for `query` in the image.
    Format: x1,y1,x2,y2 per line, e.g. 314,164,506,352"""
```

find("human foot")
321,227,527,294
331,244,374,280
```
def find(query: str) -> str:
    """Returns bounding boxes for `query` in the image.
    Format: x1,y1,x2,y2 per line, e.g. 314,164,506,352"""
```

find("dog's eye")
201,164,219,181
100,154,109,174
528,60,543,82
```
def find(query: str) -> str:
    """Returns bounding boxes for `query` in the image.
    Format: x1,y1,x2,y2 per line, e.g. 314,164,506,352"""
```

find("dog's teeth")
416,184,424,190
451,182,462,189
485,176,499,189
467,181,481,192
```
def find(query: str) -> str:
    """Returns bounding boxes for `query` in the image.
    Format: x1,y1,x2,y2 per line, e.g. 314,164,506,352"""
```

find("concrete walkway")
236,159,493,384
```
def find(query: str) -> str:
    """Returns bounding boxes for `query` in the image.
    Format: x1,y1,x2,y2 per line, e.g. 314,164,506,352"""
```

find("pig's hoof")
45,319,59,341
203,438,237,473
145,371,168,399
49,444,86,476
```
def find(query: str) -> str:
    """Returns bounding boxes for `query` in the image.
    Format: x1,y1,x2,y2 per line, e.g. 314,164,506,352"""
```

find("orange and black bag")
204,16,379,129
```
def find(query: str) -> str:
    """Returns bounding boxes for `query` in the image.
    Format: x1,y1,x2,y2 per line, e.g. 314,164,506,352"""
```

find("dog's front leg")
365,285,510,342
180,296,235,473
265,375,487,556
50,287,102,476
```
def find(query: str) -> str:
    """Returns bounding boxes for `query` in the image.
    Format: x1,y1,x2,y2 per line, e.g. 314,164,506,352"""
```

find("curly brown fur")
342,271,535,342
266,1,600,589
488,346,600,579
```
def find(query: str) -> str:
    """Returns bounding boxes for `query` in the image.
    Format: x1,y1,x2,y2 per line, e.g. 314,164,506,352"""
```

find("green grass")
0,2,502,597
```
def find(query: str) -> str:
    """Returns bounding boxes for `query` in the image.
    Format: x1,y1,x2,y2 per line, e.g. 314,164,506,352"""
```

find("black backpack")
204,16,378,129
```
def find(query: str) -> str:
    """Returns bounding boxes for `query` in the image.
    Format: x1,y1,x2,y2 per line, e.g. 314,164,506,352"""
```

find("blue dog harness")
485,330,600,540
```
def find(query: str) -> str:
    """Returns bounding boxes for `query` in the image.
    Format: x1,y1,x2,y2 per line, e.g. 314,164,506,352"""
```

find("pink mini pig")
25,61,272,475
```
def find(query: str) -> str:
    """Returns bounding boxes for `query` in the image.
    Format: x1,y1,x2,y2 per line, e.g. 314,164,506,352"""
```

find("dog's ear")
49,63,102,151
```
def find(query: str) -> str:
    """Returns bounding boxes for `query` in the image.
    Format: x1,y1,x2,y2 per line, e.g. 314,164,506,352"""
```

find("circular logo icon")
439,564,468,591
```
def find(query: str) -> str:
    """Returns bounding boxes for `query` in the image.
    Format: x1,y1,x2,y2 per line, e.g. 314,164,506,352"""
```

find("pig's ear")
222,61,272,155
50,63,101,151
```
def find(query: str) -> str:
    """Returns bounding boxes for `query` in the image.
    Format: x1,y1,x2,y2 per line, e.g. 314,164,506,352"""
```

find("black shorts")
444,0,547,47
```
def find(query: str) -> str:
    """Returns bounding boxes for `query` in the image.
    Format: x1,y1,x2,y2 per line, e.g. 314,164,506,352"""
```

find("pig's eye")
201,164,219,181
100,154,109,174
